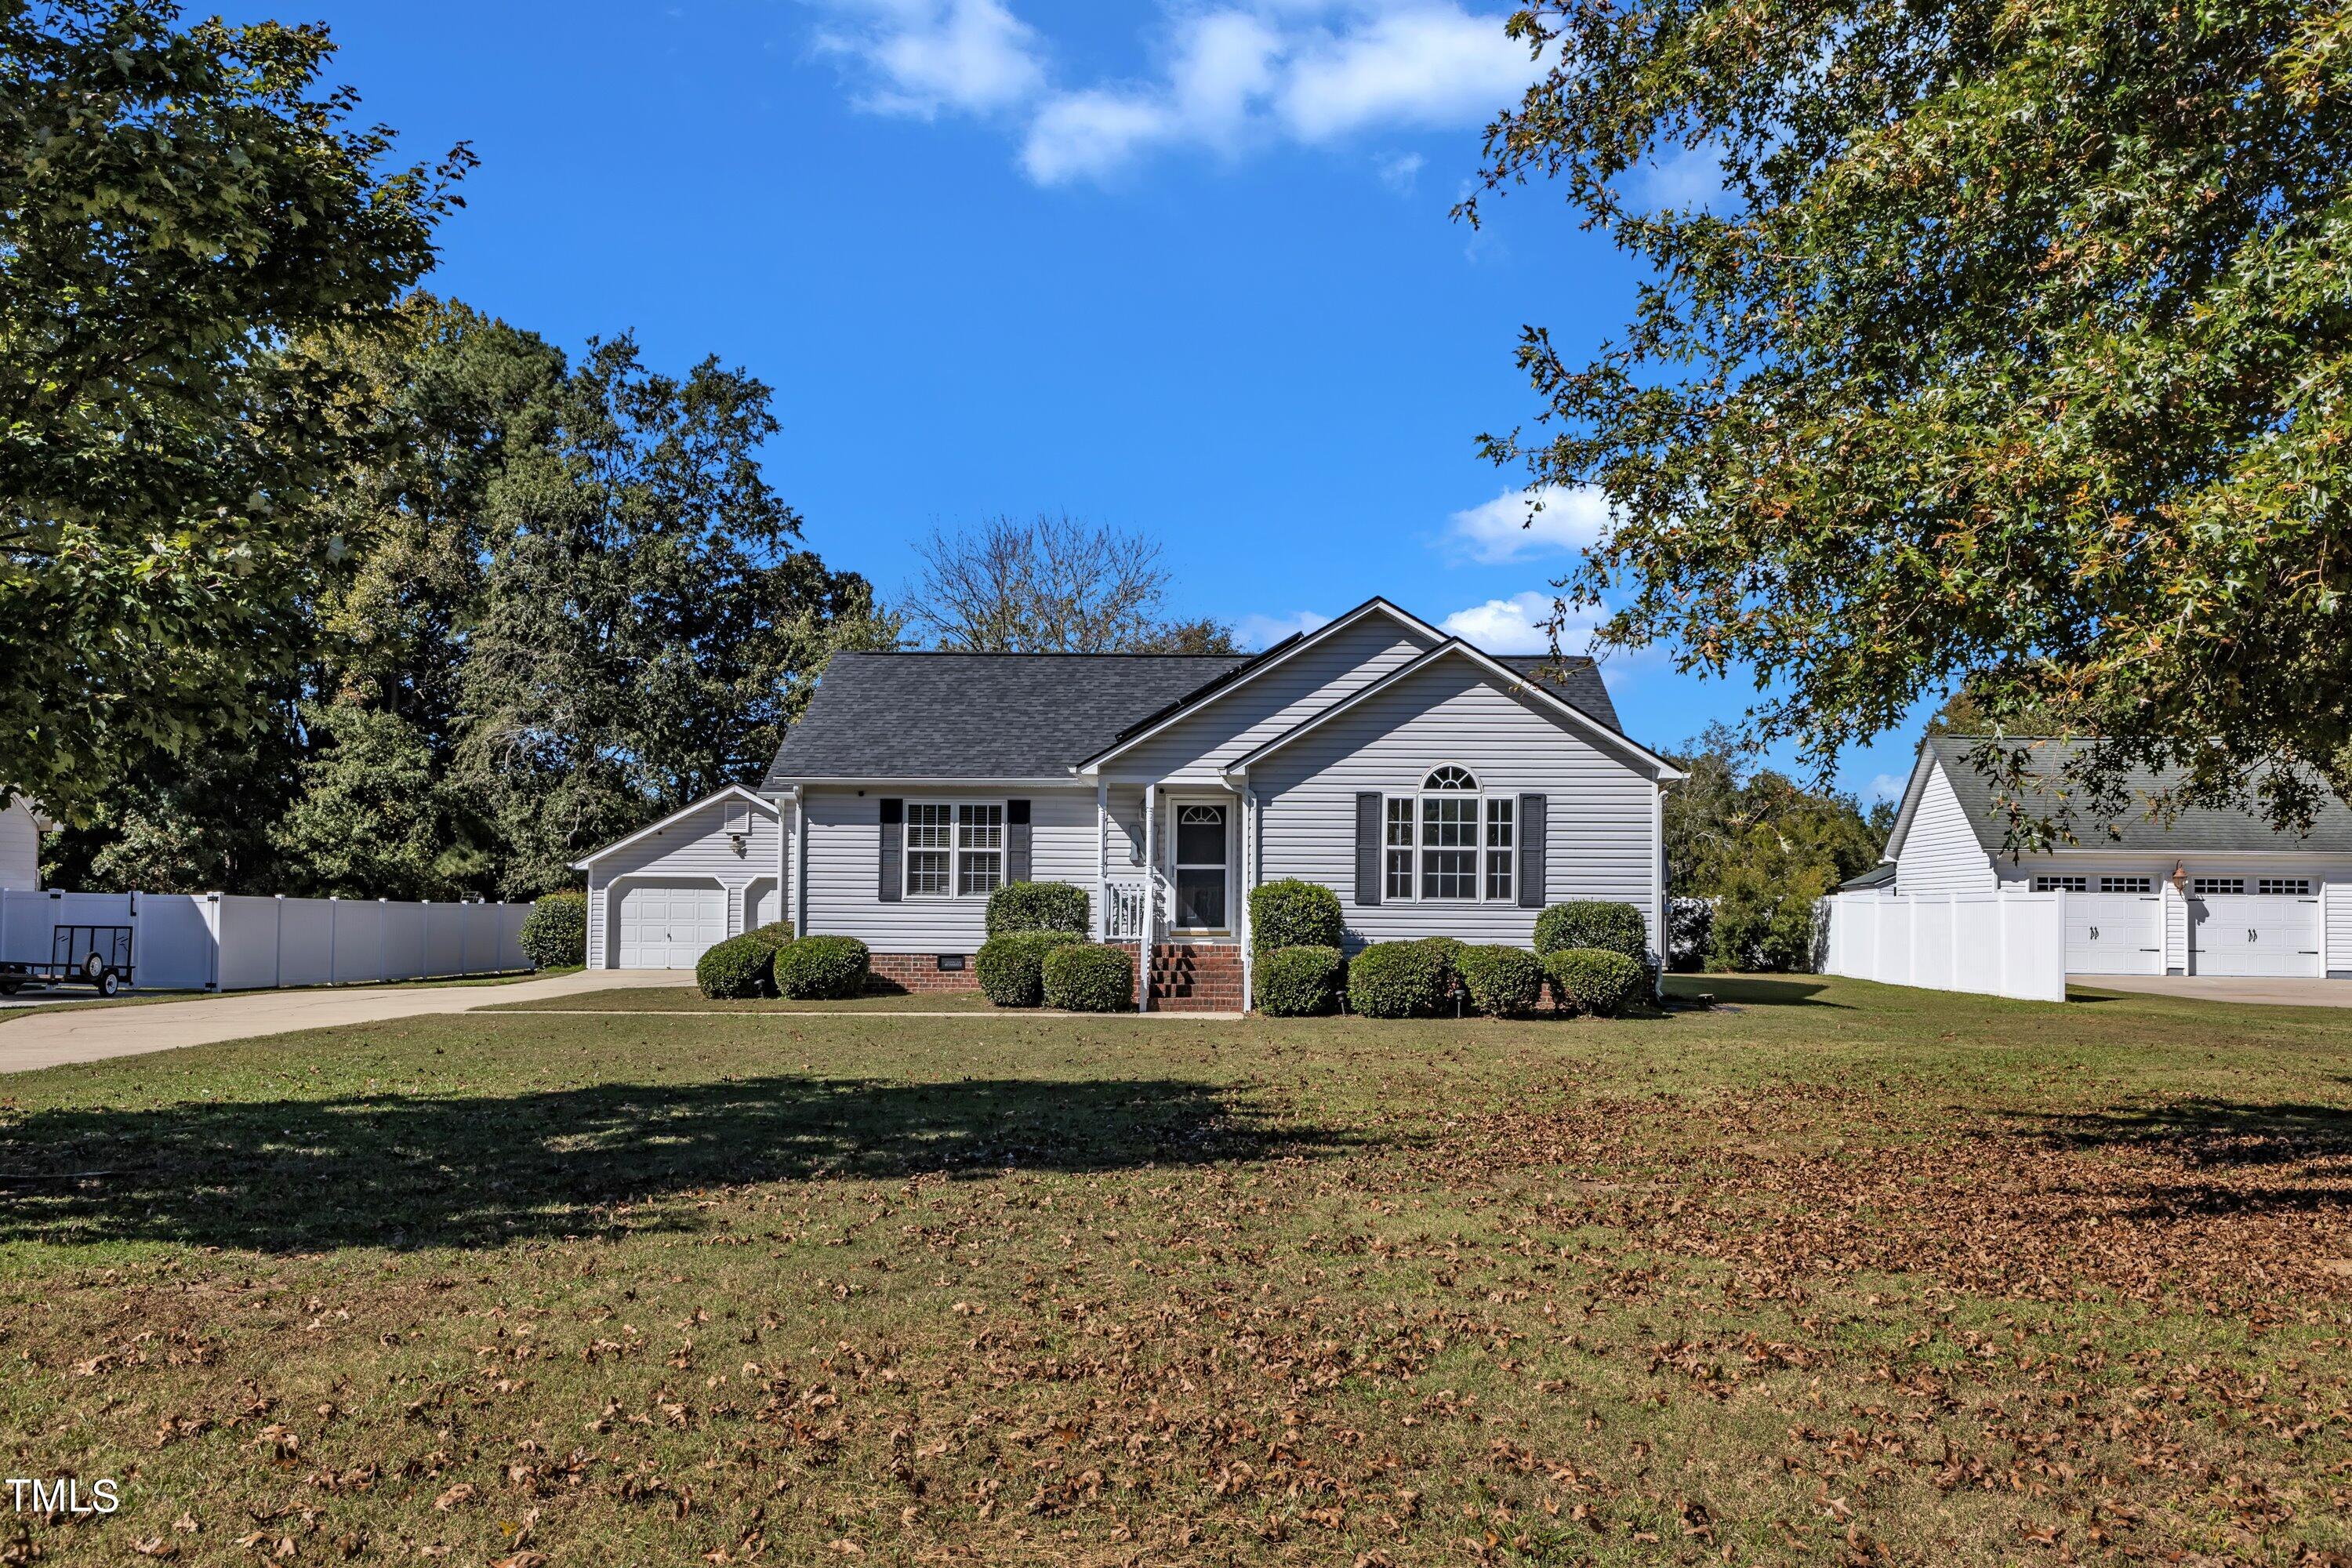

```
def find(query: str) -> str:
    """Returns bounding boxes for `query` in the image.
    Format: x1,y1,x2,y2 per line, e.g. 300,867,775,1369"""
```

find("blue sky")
266,0,1929,803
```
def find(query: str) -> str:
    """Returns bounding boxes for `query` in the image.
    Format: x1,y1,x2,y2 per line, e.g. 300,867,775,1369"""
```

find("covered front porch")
1091,780,1254,1011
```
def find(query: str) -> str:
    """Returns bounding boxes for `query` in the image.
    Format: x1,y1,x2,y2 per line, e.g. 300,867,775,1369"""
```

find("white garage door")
2190,894,2321,977
615,880,727,969
2065,893,2162,975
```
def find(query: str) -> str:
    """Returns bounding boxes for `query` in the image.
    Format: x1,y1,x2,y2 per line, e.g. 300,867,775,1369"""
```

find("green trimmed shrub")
975,931,1082,1007
1533,901,1650,966
697,933,775,1000
1347,941,1451,1018
1041,942,1134,1012
1417,935,1467,998
1544,947,1645,1017
1456,944,1545,1018
519,892,587,969
1760,893,1823,972
1248,880,1343,956
773,935,870,1000
1254,945,1345,1016
985,880,1090,938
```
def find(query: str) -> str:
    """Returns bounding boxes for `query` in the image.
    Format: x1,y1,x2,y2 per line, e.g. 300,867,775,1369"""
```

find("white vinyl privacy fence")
0,889,529,992
1823,888,2067,1003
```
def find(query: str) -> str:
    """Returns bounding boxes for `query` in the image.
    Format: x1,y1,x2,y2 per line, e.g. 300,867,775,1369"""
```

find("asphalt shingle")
1925,735,2352,855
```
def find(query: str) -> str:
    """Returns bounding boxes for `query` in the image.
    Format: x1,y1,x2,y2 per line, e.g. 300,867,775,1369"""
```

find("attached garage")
2062,890,2162,975
614,880,726,969
572,786,788,971
2187,880,2321,977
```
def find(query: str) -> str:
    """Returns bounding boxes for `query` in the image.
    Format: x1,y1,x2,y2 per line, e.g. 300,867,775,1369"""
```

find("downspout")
1238,771,1257,1014
1652,778,1668,998
789,786,807,937
1094,777,1109,942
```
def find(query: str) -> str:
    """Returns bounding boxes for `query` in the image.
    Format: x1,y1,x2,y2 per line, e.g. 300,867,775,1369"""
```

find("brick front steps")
865,944,1244,1011
1145,942,1243,1012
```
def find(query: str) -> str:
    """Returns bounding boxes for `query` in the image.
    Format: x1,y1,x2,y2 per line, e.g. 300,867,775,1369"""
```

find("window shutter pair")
1353,789,1548,907
877,797,1029,899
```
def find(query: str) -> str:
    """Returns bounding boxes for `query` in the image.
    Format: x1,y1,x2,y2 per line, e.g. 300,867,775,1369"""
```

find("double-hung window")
903,801,1004,898
906,804,953,896
1388,768,1509,902
956,804,1004,895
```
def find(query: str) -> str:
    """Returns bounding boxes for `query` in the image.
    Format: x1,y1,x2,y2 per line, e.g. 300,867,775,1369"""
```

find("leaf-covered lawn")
2,976,2348,1566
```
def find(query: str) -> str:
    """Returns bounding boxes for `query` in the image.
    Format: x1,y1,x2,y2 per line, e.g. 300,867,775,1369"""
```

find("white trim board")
1073,598,1445,775
1225,639,1684,782
570,786,777,869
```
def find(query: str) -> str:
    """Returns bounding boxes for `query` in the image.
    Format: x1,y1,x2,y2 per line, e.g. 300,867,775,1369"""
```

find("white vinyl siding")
585,794,784,970
1108,615,1438,782
1250,658,1658,952
1893,762,1999,895
800,786,1101,951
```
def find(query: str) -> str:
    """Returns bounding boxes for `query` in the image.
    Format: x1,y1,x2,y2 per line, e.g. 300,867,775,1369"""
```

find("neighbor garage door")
615,880,727,969
2190,887,2321,977
2064,893,2162,975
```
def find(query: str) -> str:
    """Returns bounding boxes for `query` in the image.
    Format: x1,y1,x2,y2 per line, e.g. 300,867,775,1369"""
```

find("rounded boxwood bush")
1544,947,1645,1017
1254,944,1345,1016
1248,879,1343,955
697,933,775,1000
519,891,587,969
985,880,1090,938
1347,941,1450,1018
1041,942,1134,1012
975,930,1081,1007
1456,944,1544,1018
774,935,871,1000
1533,901,1650,965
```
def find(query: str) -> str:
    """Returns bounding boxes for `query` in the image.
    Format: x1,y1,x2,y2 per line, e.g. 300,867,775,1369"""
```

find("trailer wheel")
82,951,107,980
0,981,17,996
96,969,121,997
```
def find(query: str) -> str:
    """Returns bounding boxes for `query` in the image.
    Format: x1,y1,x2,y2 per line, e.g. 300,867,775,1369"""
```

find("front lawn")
2,976,2347,1564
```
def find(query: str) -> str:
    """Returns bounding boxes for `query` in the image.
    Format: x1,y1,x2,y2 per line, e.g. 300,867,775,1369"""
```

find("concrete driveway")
0,969,682,1073
2072,974,2352,1008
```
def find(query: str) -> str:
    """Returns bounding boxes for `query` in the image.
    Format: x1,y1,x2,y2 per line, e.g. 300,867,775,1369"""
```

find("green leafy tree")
1468,0,2352,830
456,336,898,895
270,702,488,900
0,1,469,822
1664,728,1884,898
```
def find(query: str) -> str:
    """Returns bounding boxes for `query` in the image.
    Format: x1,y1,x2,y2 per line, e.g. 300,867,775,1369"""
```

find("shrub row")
985,880,1090,938
694,920,799,1000
1041,942,1134,1012
975,931,1080,1007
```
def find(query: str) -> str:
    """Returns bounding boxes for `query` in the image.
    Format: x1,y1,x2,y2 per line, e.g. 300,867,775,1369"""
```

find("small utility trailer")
0,925,136,997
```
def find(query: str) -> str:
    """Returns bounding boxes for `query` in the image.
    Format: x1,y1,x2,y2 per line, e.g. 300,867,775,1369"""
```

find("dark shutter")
1518,793,1545,909
878,798,902,902
1006,798,1032,883
1355,792,1382,906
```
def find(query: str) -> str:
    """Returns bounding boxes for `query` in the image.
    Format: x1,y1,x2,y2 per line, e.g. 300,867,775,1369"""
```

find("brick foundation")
868,951,982,993
863,943,1246,1011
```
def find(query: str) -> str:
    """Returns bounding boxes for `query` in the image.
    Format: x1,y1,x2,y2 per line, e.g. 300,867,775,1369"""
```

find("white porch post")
1094,779,1109,941
1138,782,1156,1013
775,790,787,928
790,788,808,937
1239,775,1257,1013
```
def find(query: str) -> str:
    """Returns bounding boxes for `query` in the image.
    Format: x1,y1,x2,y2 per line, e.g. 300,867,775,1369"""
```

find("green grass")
482,985,1000,1014
0,967,570,1026
1,974,2348,1565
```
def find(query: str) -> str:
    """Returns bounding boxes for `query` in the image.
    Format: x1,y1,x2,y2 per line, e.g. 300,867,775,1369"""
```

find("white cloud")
811,2,1540,185
1442,483,1610,564
1637,140,1730,212
810,0,1044,118
1375,150,1425,192
1234,608,1331,649
1864,772,1908,804
1276,6,1534,142
1439,591,1601,655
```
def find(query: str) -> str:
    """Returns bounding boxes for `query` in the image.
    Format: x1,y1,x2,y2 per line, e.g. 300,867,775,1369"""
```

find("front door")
1171,801,1231,933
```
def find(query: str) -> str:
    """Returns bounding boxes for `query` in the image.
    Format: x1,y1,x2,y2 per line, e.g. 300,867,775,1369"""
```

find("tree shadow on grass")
1670,976,1849,1009
0,1076,1359,1254
2020,1098,2352,1169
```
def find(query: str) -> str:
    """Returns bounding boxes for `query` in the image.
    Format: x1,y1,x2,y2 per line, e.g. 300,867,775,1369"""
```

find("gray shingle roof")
762,646,1624,786
1497,655,1621,733
763,653,1249,783
1922,735,2352,855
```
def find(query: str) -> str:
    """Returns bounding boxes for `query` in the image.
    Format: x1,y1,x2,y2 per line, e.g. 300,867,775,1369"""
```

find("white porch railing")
1103,879,1149,941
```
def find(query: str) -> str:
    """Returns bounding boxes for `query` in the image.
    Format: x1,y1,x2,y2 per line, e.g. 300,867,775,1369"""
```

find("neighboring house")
0,797,49,891
1878,735,2352,979
572,597,1683,1008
